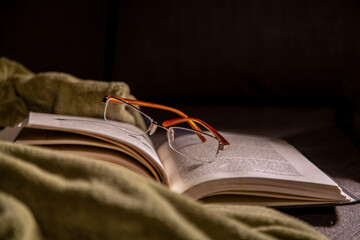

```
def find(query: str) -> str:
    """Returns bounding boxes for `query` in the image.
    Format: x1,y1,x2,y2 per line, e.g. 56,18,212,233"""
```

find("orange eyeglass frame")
103,96,230,151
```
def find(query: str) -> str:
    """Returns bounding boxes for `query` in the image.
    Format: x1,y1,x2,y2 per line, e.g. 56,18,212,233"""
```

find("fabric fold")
0,141,328,240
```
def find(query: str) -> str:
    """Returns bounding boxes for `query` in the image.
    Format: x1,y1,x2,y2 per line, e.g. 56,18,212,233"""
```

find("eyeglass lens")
168,127,218,163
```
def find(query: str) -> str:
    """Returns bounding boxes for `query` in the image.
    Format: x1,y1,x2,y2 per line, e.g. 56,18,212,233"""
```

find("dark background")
1,0,359,106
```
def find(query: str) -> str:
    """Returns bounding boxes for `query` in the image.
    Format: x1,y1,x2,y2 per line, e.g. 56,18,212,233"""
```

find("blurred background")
1,0,360,138
1,0,359,106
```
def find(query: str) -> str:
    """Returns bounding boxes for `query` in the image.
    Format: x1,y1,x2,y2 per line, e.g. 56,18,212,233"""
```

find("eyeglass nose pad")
168,128,175,143
149,123,157,135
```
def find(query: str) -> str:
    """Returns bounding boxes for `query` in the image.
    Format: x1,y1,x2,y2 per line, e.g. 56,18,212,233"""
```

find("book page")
37,144,155,179
16,128,162,181
23,112,167,183
157,132,340,195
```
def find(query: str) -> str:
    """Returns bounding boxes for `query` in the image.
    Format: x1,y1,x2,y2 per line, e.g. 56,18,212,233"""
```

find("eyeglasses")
102,96,230,163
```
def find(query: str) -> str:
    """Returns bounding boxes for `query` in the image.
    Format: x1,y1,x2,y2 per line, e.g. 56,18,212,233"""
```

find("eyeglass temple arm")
163,117,230,150
104,96,206,141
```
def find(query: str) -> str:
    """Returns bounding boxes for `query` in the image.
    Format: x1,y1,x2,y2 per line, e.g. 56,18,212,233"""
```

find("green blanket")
0,142,327,240
0,58,328,240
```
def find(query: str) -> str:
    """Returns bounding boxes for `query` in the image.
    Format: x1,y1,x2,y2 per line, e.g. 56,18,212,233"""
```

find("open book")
10,112,355,207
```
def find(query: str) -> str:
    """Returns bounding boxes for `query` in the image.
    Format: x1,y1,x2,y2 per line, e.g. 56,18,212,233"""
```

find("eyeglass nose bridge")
148,122,158,135
167,128,175,143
